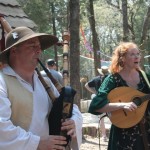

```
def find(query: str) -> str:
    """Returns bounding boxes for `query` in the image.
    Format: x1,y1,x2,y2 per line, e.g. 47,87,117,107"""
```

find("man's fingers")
61,123,74,130
67,129,76,138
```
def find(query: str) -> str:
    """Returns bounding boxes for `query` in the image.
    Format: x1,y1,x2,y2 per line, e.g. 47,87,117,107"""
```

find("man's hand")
61,119,76,138
37,135,67,150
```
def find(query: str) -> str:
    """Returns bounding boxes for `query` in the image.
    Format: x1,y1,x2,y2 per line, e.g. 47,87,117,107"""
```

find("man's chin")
29,62,38,70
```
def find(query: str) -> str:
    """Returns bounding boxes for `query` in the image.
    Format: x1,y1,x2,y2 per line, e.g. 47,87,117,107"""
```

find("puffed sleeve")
88,74,117,115
70,104,83,150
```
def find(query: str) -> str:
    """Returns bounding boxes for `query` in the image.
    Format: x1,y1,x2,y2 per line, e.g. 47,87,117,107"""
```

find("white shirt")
40,68,63,85
0,66,82,150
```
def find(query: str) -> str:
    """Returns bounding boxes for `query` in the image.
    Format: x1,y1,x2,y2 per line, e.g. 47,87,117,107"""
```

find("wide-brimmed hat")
97,66,109,76
0,26,58,62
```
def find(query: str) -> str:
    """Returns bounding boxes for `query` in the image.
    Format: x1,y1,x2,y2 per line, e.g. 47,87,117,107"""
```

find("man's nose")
35,45,42,53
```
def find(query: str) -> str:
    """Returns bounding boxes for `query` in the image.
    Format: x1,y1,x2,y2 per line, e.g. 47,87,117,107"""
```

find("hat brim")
97,68,104,75
0,33,58,63
97,68,109,75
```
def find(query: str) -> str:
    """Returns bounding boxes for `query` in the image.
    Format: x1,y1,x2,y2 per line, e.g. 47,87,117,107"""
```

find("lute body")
107,87,149,128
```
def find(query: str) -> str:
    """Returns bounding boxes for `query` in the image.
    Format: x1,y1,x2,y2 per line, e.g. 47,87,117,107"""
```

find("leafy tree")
17,0,150,83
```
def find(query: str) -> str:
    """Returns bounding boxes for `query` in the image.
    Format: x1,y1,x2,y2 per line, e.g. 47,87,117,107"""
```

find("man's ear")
10,47,17,52
9,47,18,56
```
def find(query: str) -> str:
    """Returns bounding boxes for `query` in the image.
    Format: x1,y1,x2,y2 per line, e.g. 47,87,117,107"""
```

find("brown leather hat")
0,26,58,62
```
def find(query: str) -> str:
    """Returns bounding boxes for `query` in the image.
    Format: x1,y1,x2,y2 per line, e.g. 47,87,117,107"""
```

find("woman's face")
123,46,141,69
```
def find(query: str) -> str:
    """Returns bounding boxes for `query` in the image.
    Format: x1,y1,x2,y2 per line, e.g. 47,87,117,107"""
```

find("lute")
107,86,149,128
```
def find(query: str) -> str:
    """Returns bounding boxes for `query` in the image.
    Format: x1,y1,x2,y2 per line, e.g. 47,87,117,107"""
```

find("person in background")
85,66,110,142
0,26,83,150
41,59,63,85
89,42,150,150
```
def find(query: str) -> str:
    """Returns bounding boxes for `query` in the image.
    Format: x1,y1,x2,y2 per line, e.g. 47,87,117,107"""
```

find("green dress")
88,71,150,150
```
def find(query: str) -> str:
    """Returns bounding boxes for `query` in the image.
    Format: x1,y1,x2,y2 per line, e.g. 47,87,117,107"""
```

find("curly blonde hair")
110,42,139,73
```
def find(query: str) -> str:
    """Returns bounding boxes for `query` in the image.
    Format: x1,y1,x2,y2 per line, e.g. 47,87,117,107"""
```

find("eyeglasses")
127,53,141,58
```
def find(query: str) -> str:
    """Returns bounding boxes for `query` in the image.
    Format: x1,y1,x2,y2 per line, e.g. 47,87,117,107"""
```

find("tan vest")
2,73,33,131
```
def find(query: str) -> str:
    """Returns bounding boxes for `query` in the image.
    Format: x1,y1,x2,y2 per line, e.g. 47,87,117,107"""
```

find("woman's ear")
119,56,124,67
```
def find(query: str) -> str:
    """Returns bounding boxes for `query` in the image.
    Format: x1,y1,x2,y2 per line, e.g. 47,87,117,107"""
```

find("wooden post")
62,31,70,86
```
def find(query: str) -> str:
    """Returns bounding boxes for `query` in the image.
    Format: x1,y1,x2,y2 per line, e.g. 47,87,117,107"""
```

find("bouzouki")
107,86,149,128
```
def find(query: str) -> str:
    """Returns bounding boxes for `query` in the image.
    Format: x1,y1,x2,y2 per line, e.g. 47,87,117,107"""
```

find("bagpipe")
38,31,76,147
0,15,76,148
37,58,76,147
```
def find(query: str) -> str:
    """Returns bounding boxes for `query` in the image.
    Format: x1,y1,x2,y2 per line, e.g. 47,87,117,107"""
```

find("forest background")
16,0,150,107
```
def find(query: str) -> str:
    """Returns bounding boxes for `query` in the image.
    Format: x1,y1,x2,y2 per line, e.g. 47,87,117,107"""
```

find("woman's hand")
123,102,137,111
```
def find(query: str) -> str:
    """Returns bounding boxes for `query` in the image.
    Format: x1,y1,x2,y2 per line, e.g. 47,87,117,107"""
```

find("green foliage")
17,0,68,34
19,0,49,32
80,0,150,59
17,0,68,58
17,0,150,51
17,0,150,78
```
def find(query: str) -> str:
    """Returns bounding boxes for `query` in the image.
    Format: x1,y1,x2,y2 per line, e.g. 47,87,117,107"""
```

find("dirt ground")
81,113,110,150
80,135,108,150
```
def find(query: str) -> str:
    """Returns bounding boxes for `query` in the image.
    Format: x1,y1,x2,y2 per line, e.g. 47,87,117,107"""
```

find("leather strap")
139,70,149,149
140,70,150,88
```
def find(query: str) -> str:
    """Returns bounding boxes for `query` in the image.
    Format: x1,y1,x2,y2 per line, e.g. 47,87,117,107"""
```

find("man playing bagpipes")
0,25,83,150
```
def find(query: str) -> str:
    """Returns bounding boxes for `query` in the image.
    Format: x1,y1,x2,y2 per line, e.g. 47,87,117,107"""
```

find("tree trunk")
140,7,150,46
122,0,129,41
51,2,58,69
140,7,150,69
87,0,101,76
69,0,81,108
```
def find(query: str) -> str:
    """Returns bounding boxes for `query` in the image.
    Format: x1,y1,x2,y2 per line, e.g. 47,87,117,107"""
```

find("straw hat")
97,66,109,76
0,26,58,62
